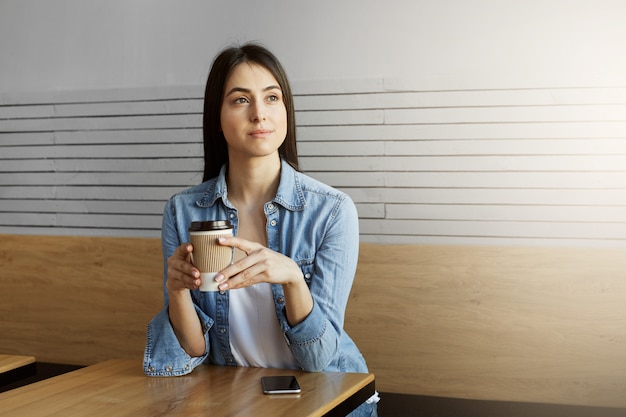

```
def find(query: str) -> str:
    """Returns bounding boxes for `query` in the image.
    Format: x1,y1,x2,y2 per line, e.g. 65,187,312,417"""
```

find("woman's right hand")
166,243,201,292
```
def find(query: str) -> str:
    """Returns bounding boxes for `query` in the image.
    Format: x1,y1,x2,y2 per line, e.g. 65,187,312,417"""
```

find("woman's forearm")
282,273,314,327
167,290,206,357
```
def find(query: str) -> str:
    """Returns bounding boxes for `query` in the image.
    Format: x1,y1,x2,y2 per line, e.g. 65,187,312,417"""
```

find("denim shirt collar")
195,159,306,212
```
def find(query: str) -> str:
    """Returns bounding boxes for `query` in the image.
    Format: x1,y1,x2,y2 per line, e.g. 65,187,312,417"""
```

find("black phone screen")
261,375,301,394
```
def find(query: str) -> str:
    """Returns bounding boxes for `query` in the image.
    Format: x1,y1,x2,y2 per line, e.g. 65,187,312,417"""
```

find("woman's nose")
251,102,267,122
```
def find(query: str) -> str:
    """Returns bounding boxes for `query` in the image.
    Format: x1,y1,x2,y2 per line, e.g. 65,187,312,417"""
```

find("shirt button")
229,213,236,219
270,220,277,227
268,203,275,210
304,273,311,279
220,327,226,333
277,297,285,304
148,366,155,373
165,365,173,372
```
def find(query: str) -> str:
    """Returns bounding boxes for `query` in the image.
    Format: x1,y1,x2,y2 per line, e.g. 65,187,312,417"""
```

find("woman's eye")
267,94,280,102
234,97,249,104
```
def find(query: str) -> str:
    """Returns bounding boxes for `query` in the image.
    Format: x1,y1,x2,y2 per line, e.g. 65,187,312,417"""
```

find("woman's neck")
226,156,281,206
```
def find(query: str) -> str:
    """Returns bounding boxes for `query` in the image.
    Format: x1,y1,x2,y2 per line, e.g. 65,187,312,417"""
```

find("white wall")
1,0,625,92
1,0,625,247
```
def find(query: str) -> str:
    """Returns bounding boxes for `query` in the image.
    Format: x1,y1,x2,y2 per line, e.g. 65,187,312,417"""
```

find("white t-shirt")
228,283,299,369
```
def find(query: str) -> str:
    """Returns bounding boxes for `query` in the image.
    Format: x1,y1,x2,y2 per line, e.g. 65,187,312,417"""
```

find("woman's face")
220,62,287,164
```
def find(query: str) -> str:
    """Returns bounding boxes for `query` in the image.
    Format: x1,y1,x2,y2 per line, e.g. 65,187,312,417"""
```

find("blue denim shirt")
144,160,369,378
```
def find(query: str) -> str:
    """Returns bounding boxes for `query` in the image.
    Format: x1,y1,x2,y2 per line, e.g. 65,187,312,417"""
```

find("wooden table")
0,359,375,417
0,354,36,386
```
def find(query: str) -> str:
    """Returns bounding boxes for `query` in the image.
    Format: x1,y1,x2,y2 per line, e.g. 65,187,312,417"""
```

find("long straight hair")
202,43,299,182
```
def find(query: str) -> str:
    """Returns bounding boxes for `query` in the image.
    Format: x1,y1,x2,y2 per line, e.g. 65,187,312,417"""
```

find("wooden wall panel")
345,243,626,407
2,234,625,408
0,234,163,365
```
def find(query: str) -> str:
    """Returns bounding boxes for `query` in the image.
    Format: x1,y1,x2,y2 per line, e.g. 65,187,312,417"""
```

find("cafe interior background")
1,0,626,414
1,0,625,246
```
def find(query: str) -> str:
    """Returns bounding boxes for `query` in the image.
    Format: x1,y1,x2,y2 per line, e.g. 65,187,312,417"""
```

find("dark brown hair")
202,42,299,182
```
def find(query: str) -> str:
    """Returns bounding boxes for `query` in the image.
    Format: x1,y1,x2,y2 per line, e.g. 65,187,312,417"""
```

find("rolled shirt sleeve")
143,304,213,376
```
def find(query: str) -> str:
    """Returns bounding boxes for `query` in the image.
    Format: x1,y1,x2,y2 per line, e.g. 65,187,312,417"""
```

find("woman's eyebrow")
225,85,281,97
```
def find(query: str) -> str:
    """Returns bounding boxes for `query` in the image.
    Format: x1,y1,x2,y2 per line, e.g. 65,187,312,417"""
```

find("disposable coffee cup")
189,220,234,292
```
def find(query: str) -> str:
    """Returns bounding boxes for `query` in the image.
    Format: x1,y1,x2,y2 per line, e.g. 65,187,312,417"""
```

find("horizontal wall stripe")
0,212,161,229
383,138,626,156
1,144,203,159
384,204,626,223
0,99,199,119
0,85,202,105
0,114,201,132
300,155,626,172
295,87,626,110
0,172,202,187
0,226,162,238
299,138,626,157
2,158,204,174
383,105,626,125
0,199,166,215
0,186,181,200
53,128,203,144
359,234,626,248
342,187,626,206
0,129,201,145
300,121,626,139
358,218,626,240
309,171,626,189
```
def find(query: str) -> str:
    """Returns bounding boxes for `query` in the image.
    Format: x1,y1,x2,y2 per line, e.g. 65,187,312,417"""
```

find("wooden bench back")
0,234,162,364
346,243,626,407
2,234,626,408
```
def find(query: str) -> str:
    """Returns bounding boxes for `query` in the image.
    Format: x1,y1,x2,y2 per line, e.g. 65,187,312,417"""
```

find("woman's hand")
166,243,201,293
214,236,302,291
215,236,313,326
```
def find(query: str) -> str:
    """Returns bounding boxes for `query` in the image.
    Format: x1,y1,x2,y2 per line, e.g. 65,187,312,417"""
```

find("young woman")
144,43,378,416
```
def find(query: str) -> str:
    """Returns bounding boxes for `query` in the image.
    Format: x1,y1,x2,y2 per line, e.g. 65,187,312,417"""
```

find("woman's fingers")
219,253,271,290
217,236,260,256
167,243,201,291
215,237,299,291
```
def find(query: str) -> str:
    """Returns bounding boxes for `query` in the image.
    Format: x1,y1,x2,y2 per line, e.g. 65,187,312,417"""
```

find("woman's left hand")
214,236,303,291
216,236,314,326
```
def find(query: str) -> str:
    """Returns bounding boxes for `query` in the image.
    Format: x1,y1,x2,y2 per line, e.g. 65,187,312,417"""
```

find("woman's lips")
249,129,273,138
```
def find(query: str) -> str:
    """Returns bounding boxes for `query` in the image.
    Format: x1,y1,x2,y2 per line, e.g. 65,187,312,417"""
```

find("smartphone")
261,375,301,394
